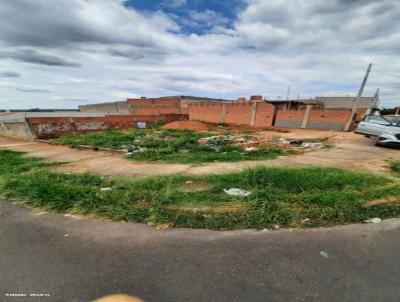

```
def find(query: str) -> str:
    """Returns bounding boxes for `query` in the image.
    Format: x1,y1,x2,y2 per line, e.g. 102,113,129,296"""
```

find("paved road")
1,199,400,302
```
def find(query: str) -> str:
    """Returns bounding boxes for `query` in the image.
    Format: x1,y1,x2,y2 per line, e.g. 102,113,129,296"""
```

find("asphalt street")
1,199,400,302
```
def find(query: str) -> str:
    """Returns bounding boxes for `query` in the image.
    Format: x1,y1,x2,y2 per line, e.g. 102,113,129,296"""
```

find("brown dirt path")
0,129,399,177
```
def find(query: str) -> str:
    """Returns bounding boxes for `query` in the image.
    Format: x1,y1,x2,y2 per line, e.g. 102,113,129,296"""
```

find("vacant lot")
55,128,298,163
1,150,399,230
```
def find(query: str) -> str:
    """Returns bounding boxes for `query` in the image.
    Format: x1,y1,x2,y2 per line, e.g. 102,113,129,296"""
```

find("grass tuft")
388,160,400,174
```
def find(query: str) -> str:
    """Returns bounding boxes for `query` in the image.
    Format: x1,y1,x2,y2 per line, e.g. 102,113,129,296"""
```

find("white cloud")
0,0,399,109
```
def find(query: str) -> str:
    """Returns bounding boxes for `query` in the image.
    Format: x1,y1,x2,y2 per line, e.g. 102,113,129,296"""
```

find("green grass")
1,150,399,230
388,160,400,173
55,128,292,164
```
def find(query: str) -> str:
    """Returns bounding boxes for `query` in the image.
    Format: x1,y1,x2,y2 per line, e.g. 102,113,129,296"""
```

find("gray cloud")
0,71,20,78
0,49,80,67
13,87,51,93
0,0,178,49
0,0,399,109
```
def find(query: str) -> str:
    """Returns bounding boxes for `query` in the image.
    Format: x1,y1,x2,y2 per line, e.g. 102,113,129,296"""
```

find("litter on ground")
320,251,329,258
363,217,382,223
223,188,252,197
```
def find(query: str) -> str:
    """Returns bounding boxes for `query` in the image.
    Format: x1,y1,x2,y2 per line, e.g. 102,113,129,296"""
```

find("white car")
355,115,400,148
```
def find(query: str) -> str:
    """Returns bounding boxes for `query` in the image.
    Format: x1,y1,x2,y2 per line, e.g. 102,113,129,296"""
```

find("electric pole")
344,63,372,131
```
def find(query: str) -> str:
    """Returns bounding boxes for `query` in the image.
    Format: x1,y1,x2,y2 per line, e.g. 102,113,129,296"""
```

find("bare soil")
1,129,399,177
161,120,211,131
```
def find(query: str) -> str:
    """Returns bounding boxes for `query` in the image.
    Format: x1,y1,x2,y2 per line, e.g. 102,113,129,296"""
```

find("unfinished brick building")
0,94,379,139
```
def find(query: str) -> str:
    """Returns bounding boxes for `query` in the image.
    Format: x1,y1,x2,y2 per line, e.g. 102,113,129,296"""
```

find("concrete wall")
79,101,129,113
0,117,33,139
128,98,182,115
315,97,376,109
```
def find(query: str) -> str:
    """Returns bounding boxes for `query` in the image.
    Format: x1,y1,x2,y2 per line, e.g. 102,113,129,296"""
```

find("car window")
391,117,400,124
364,116,391,125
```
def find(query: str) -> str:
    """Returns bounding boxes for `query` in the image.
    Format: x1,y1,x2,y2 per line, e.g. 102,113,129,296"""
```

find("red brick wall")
275,110,305,128
189,101,275,127
276,110,305,121
224,102,252,125
306,109,352,131
254,103,275,127
308,109,351,123
355,108,368,122
27,114,181,138
189,102,223,123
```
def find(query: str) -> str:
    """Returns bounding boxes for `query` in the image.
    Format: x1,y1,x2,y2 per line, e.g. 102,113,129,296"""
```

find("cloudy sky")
0,0,399,109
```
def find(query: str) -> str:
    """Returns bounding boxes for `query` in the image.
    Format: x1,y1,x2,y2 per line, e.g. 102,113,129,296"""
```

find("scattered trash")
63,234,69,237
300,142,312,148
100,187,112,192
209,145,221,153
262,228,269,232
320,251,329,258
271,138,327,151
363,217,382,223
146,221,155,226
223,188,252,197
124,144,145,157
273,224,280,230
156,223,172,230
289,139,304,146
244,147,258,152
301,218,310,224
278,138,291,145
137,121,146,129
185,180,193,184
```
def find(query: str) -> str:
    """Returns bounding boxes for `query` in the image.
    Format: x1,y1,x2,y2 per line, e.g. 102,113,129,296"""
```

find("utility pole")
344,63,372,131
373,88,380,108
286,86,291,110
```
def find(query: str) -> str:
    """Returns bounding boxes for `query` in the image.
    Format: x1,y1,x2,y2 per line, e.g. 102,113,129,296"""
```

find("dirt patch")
167,202,249,214
162,120,211,131
365,197,400,207
180,180,210,192
1,130,400,177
